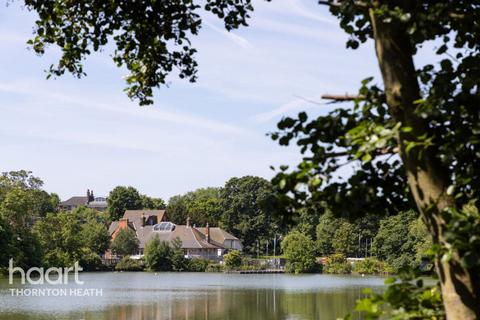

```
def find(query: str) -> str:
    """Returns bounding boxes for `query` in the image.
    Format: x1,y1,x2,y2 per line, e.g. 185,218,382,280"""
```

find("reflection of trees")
98,287,366,320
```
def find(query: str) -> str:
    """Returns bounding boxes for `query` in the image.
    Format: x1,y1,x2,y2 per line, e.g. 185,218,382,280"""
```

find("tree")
80,211,111,255
110,228,139,256
106,186,143,221
373,210,431,273
316,212,379,257
267,3,480,317
20,1,480,316
316,211,341,256
34,212,84,267
332,221,359,258
166,195,189,225
0,215,13,267
224,250,242,270
171,238,188,272
220,176,279,254
144,235,173,271
281,231,317,274
34,209,110,268
166,187,222,226
22,1,253,106
1,186,43,268
292,207,321,241
141,195,166,210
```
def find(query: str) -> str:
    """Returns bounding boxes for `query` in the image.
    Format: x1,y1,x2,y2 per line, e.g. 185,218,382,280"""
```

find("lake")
0,272,386,319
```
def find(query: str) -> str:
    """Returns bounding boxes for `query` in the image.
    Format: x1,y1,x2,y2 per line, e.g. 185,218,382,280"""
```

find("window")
153,222,176,232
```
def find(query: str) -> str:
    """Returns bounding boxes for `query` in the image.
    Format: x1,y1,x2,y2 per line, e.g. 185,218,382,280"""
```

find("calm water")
0,272,386,320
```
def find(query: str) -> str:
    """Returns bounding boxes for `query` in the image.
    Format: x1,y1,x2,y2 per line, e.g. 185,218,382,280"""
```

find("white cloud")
252,99,306,123
203,20,253,49
0,80,252,137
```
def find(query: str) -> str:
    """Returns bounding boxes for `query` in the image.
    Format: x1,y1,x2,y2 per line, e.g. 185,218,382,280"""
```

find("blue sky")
0,0,385,201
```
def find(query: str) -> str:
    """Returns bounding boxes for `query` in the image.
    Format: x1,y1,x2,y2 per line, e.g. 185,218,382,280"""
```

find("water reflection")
0,273,382,320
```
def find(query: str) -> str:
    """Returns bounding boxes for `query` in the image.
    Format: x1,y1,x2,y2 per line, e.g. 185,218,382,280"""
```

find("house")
107,211,242,260
59,189,108,212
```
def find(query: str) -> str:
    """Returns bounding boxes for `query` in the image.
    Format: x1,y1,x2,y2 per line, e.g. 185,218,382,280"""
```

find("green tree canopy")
316,211,341,256
23,0,253,105
106,186,143,221
220,176,279,254
107,186,166,220
0,171,57,268
167,187,222,226
332,221,359,258
373,210,431,273
33,208,110,269
141,195,166,210
110,228,139,256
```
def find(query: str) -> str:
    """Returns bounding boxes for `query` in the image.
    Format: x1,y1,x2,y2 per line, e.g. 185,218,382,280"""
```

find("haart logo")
9,259,84,285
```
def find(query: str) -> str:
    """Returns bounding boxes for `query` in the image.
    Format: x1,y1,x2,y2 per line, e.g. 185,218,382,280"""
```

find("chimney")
118,218,129,229
186,217,191,228
141,213,146,227
206,222,210,243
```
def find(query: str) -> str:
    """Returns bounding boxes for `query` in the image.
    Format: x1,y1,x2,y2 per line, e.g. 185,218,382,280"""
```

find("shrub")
282,231,318,274
323,253,352,274
144,235,173,271
224,250,242,270
187,258,209,272
353,258,391,275
79,249,103,271
206,263,224,273
171,238,188,271
115,256,143,271
111,228,139,256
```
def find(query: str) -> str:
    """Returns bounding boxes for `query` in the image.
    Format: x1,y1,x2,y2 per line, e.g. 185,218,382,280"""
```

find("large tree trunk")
368,7,480,320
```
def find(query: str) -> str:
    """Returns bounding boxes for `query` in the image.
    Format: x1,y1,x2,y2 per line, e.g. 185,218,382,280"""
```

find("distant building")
59,189,108,212
107,211,242,260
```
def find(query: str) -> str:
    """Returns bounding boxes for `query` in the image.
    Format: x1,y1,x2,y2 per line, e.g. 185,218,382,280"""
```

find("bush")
115,256,143,271
79,249,103,271
372,210,431,273
144,235,173,271
187,258,209,272
282,231,318,274
171,238,188,271
323,253,352,274
353,258,391,275
224,250,242,270
206,263,224,272
111,228,139,256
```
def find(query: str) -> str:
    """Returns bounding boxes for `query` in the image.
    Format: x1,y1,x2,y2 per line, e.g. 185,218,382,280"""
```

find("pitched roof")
130,221,223,250
60,196,88,207
108,221,119,235
123,210,166,221
197,227,239,243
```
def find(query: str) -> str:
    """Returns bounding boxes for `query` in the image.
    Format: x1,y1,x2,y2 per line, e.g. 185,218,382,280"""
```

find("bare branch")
321,93,365,101
293,94,326,106
318,0,369,8
324,146,399,159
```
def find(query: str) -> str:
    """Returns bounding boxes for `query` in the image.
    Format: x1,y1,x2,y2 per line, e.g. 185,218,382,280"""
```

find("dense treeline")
0,171,59,269
0,170,430,275
167,176,281,254
0,171,164,271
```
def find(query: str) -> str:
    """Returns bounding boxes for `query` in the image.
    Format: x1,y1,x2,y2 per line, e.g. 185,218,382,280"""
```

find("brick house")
107,211,242,260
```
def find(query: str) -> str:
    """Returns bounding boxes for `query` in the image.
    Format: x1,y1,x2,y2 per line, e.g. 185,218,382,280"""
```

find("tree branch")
321,93,365,101
318,1,369,8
